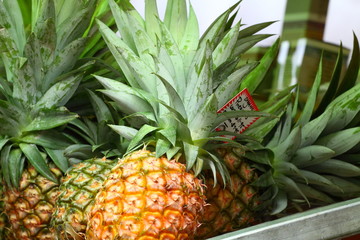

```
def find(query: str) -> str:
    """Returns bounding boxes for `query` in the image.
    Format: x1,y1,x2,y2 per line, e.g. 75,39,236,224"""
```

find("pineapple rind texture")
52,157,116,240
195,148,261,239
4,163,62,240
0,179,9,239
86,150,206,240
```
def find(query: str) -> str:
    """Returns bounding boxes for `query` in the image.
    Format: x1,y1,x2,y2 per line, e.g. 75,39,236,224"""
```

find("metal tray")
209,197,360,240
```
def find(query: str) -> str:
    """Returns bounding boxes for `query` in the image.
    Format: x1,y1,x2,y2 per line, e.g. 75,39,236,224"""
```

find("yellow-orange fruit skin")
86,150,206,240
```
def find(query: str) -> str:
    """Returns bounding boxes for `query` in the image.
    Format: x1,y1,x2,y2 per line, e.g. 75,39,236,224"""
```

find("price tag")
215,88,259,138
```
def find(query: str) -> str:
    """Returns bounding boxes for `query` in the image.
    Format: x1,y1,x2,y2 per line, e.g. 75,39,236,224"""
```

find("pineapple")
87,149,206,239
242,37,360,215
196,39,360,238
195,148,262,238
52,90,122,240
53,157,116,240
0,169,8,239
85,0,271,239
4,163,62,240
0,0,107,238
86,0,360,239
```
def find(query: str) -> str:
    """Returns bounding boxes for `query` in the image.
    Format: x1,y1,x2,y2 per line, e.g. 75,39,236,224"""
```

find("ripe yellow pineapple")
4,163,62,240
0,170,8,239
195,148,261,238
87,150,206,239
85,0,271,239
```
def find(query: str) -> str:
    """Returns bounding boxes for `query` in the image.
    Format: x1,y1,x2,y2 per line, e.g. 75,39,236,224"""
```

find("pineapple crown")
95,0,273,181
0,0,99,137
63,89,125,166
0,0,109,186
245,35,360,215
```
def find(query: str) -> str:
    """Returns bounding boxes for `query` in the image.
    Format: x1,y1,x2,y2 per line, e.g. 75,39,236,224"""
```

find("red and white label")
215,88,259,137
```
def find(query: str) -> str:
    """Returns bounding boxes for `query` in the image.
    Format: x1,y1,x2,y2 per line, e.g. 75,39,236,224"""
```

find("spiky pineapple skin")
4,164,61,240
52,157,116,240
196,148,261,239
86,150,206,240
0,180,9,239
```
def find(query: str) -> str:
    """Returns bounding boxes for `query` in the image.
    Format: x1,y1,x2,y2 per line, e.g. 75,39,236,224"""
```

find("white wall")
131,0,285,46
131,0,359,49
324,0,360,49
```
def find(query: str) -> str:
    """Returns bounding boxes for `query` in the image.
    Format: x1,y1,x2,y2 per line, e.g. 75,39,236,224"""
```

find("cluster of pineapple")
0,0,360,240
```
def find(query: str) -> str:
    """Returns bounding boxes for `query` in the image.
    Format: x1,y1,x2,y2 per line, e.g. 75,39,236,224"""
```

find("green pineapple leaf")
81,0,120,58
279,102,294,143
0,0,26,54
97,19,157,95
35,75,82,109
276,174,309,207
296,183,334,203
157,19,186,97
184,41,213,122
155,138,171,158
291,145,335,168
323,83,360,135
18,131,72,149
215,62,258,109
158,126,177,147
9,148,23,188
109,124,138,140
19,143,58,183
68,119,96,145
306,159,360,177
0,99,23,136
87,89,114,123
300,110,331,147
273,126,302,163
129,7,157,67
164,0,187,45
212,22,240,68
154,73,187,119
199,1,240,50
1,144,12,187
127,124,159,153
179,4,199,74
313,43,343,118
95,76,156,118
43,38,87,90
56,2,95,50
108,0,138,52
321,176,360,198
44,148,68,173
183,142,199,171
237,21,276,39
166,146,181,160
297,170,335,187
240,38,280,94
335,33,359,97
23,110,78,132
212,110,273,129
188,94,218,141
315,127,360,156
145,0,161,43
100,89,155,120
296,57,323,128
207,150,231,186
232,34,273,57
193,156,204,177
270,189,287,215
